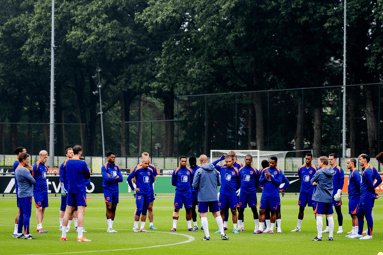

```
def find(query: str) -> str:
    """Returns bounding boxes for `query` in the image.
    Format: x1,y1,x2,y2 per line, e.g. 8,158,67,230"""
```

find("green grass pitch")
0,195,382,255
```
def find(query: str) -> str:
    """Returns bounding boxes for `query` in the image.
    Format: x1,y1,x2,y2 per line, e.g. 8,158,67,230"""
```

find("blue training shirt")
332,165,345,195
348,167,361,198
298,164,317,193
59,159,70,190
172,166,194,194
127,165,154,195
360,165,376,200
134,163,158,192
13,160,20,196
215,165,240,195
65,159,91,193
190,165,200,194
32,160,48,194
102,163,123,193
239,165,259,195
259,167,282,198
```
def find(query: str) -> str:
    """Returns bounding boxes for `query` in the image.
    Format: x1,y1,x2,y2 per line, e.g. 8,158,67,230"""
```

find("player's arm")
338,168,345,191
354,171,361,191
59,164,65,184
216,170,221,187
255,169,260,188
127,169,137,191
171,169,177,187
32,163,37,178
24,168,36,184
101,166,114,182
259,170,267,185
310,171,320,185
192,170,200,190
270,171,282,187
373,168,382,188
297,167,301,180
115,167,123,182
212,155,225,166
280,174,290,191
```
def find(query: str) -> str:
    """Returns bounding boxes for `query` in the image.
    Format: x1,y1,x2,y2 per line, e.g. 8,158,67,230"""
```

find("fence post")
302,89,305,165
378,83,381,171
204,96,208,155
235,94,238,150
267,92,270,150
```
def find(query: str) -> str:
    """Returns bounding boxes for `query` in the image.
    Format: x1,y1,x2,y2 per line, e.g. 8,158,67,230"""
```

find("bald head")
199,154,208,165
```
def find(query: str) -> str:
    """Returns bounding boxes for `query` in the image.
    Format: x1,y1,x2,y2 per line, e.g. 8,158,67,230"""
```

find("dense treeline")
0,0,382,157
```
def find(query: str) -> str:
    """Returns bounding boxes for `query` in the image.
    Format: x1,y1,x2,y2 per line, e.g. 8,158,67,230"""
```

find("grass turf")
0,195,382,255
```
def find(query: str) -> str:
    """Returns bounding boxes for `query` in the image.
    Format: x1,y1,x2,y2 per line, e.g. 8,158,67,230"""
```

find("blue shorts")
174,192,192,209
104,190,119,204
239,193,257,208
198,201,219,213
333,197,342,206
17,196,20,208
60,195,67,211
136,194,150,216
67,192,87,207
314,201,333,215
219,193,237,209
357,198,374,216
150,191,155,203
298,192,314,207
260,197,280,210
349,197,360,215
34,192,49,208
192,191,198,203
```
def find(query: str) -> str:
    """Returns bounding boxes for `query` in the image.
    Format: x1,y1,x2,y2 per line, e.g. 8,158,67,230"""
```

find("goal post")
210,150,260,169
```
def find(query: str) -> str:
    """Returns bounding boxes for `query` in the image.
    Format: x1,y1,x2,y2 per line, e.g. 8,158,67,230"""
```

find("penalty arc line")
23,232,195,255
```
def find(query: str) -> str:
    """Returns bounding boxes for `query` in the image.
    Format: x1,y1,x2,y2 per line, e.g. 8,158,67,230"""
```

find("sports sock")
150,222,154,227
74,218,78,228
60,218,63,227
238,220,243,228
316,216,323,239
224,221,228,228
276,219,281,230
201,217,210,237
338,225,343,232
233,223,237,229
77,227,83,239
187,220,192,229
352,226,356,235
13,224,18,234
254,219,259,231
270,223,275,231
354,226,358,235
265,220,270,230
67,220,72,228
259,222,264,231
107,219,111,229
297,219,302,229
37,224,42,230
328,216,334,238
140,221,145,229
172,219,178,229
134,221,139,229
61,226,67,238
193,221,198,227
215,216,224,234
111,220,114,229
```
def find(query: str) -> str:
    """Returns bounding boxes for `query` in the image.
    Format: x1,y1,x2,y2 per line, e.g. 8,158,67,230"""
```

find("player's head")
358,154,370,166
376,152,383,165
73,145,82,156
65,147,74,158
107,152,116,163
328,153,337,166
189,157,197,168
269,156,277,168
228,151,236,160
225,155,234,168
245,154,252,166
19,152,30,165
199,154,208,165
14,146,26,156
305,153,313,165
141,152,149,159
347,158,356,169
261,160,269,169
142,156,150,169
39,150,48,164
318,156,328,168
179,156,187,167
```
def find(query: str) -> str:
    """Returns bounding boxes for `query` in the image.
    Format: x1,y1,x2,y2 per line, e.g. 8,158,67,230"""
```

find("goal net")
210,150,313,171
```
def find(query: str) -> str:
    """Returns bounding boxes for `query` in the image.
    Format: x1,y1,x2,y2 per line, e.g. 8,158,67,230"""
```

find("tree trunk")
247,93,253,150
61,111,66,154
9,124,18,153
74,70,87,152
0,124,5,154
163,91,175,157
313,101,322,158
253,93,264,150
120,93,126,157
348,92,356,157
294,97,303,157
138,94,143,154
26,125,33,156
365,85,378,155
88,73,98,156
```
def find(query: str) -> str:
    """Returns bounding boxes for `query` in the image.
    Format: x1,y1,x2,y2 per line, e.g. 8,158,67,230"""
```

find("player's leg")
134,195,144,232
172,194,182,231
148,201,155,229
251,206,259,233
229,193,238,233
105,201,113,231
264,206,271,232
17,203,24,237
312,202,323,241
75,191,90,242
184,193,195,231
211,202,228,240
360,198,374,239
139,196,150,231
61,204,75,240
13,203,20,237
191,196,198,230
334,204,343,233
276,205,282,233
59,194,67,231
110,200,118,231
237,193,246,231
21,197,35,239
293,192,307,232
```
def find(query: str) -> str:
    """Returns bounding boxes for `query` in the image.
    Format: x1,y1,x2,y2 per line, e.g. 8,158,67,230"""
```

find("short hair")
142,156,150,162
189,157,197,164
14,147,25,155
349,158,357,167
376,152,383,162
80,156,85,161
245,154,252,159
65,147,73,155
228,151,236,157
199,154,208,163
142,152,149,157
319,156,329,165
305,153,313,158
107,152,115,157
19,153,29,162
73,145,82,155
360,154,370,163
179,156,187,161
261,160,269,169
270,156,277,162
329,153,337,159
39,150,48,156
225,155,233,160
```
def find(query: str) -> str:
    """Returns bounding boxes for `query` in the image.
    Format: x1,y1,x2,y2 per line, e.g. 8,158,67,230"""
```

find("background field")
0,195,382,255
